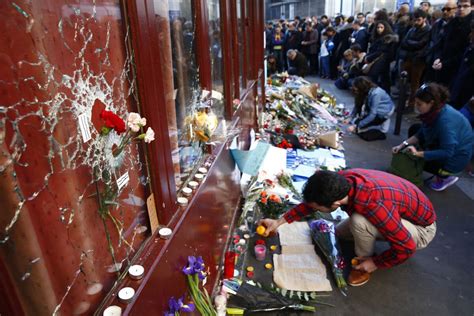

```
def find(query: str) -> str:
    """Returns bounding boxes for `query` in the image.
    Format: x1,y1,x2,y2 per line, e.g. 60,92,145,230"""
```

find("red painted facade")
0,0,264,314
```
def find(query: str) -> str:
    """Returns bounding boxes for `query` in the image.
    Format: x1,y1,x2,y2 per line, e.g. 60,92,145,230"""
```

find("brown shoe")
348,269,370,287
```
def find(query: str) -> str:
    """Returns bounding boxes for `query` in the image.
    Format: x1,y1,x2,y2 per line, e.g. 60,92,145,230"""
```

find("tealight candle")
194,173,204,182
128,265,144,280
118,287,135,304
177,197,188,206
103,305,122,316
182,187,192,196
188,181,199,189
198,167,208,174
159,227,172,239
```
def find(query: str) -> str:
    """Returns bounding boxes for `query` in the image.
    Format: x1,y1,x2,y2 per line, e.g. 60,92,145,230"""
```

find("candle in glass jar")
254,245,266,261
194,173,204,182
198,167,208,174
182,187,192,196
188,181,199,189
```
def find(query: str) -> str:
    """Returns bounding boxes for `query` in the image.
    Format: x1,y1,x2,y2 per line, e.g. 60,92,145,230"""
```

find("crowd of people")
266,0,473,110
266,0,474,189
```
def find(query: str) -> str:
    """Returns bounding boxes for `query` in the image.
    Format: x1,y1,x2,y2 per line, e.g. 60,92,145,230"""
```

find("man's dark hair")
413,8,428,19
420,1,431,6
347,16,355,23
357,12,365,17
321,15,328,20
350,43,362,52
302,171,351,207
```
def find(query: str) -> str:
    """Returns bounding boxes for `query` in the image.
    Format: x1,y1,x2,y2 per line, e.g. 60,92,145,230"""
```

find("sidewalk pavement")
251,77,474,315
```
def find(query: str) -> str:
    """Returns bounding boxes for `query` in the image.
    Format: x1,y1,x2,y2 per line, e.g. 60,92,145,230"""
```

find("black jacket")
289,52,309,77
399,24,431,62
366,34,399,63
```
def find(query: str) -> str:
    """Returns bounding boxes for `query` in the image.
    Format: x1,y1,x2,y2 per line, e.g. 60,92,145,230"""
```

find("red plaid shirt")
283,169,436,268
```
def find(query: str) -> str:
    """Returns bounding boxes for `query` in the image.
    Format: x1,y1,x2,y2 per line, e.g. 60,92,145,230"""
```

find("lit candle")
188,181,199,189
103,305,122,316
158,227,172,239
128,265,144,280
194,173,204,182
117,287,135,304
177,197,188,206
254,244,266,261
182,187,192,196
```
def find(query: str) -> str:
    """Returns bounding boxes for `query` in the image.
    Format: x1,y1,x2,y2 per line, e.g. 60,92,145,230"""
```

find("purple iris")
182,256,206,279
310,219,333,233
165,296,195,315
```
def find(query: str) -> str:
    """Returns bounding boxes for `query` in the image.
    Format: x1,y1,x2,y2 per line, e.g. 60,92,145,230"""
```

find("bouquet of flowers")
256,190,289,219
309,219,347,290
182,256,217,315
276,171,302,201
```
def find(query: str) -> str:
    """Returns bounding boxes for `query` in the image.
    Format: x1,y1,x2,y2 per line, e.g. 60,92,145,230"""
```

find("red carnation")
100,109,126,134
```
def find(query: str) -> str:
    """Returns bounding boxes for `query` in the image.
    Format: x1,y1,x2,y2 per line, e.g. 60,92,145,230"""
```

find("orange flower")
260,191,267,197
260,197,268,204
269,195,281,203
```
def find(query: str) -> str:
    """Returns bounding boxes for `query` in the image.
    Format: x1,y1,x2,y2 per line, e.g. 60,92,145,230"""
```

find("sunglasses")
442,7,456,11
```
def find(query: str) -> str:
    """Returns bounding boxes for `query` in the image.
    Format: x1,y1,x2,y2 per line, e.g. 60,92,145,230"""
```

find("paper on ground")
278,222,313,246
273,245,332,292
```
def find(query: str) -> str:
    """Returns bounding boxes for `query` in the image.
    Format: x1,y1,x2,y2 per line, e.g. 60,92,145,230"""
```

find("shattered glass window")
0,1,150,314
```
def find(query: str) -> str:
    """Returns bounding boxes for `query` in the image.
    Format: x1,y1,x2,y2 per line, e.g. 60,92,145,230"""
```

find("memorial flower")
165,296,195,315
182,256,217,315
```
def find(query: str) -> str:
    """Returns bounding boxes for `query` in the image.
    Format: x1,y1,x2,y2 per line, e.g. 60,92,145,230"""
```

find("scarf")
418,106,443,126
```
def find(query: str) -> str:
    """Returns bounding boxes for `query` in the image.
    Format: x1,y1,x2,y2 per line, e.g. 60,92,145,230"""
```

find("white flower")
139,117,146,126
144,127,155,143
127,112,144,132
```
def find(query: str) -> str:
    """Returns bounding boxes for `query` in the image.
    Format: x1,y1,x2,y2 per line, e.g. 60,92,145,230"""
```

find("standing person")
319,27,335,78
393,83,473,191
431,0,473,86
301,23,319,75
450,20,474,108
364,20,398,93
424,0,458,83
259,169,437,286
285,22,302,68
399,9,431,109
331,16,355,79
420,1,433,23
270,26,286,72
350,20,370,52
346,76,395,141
265,22,274,54
356,12,368,28
318,15,330,34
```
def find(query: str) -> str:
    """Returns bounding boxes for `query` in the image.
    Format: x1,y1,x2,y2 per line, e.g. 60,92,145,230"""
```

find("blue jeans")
320,56,330,77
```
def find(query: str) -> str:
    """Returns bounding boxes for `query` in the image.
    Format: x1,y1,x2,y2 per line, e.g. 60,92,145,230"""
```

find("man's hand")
258,217,286,237
432,58,442,70
354,257,378,273
347,125,357,133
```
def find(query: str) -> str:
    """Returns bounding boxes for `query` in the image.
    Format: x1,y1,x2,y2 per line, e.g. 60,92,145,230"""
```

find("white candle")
159,227,172,239
198,167,208,174
177,197,188,206
128,265,144,280
118,287,135,304
188,181,199,189
194,173,204,182
182,187,192,196
103,305,122,316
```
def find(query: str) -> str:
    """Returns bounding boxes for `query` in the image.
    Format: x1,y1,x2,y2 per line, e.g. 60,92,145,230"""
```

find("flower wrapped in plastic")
309,219,347,290
165,296,195,316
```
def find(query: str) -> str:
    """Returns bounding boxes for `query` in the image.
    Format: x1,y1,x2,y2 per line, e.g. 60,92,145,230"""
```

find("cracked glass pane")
0,1,150,314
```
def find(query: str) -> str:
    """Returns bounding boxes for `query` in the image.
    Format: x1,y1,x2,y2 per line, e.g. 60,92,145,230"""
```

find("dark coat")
352,27,369,52
425,18,448,65
289,52,309,77
450,43,474,109
399,24,431,62
366,34,399,63
301,29,319,55
285,30,302,51
435,12,473,83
